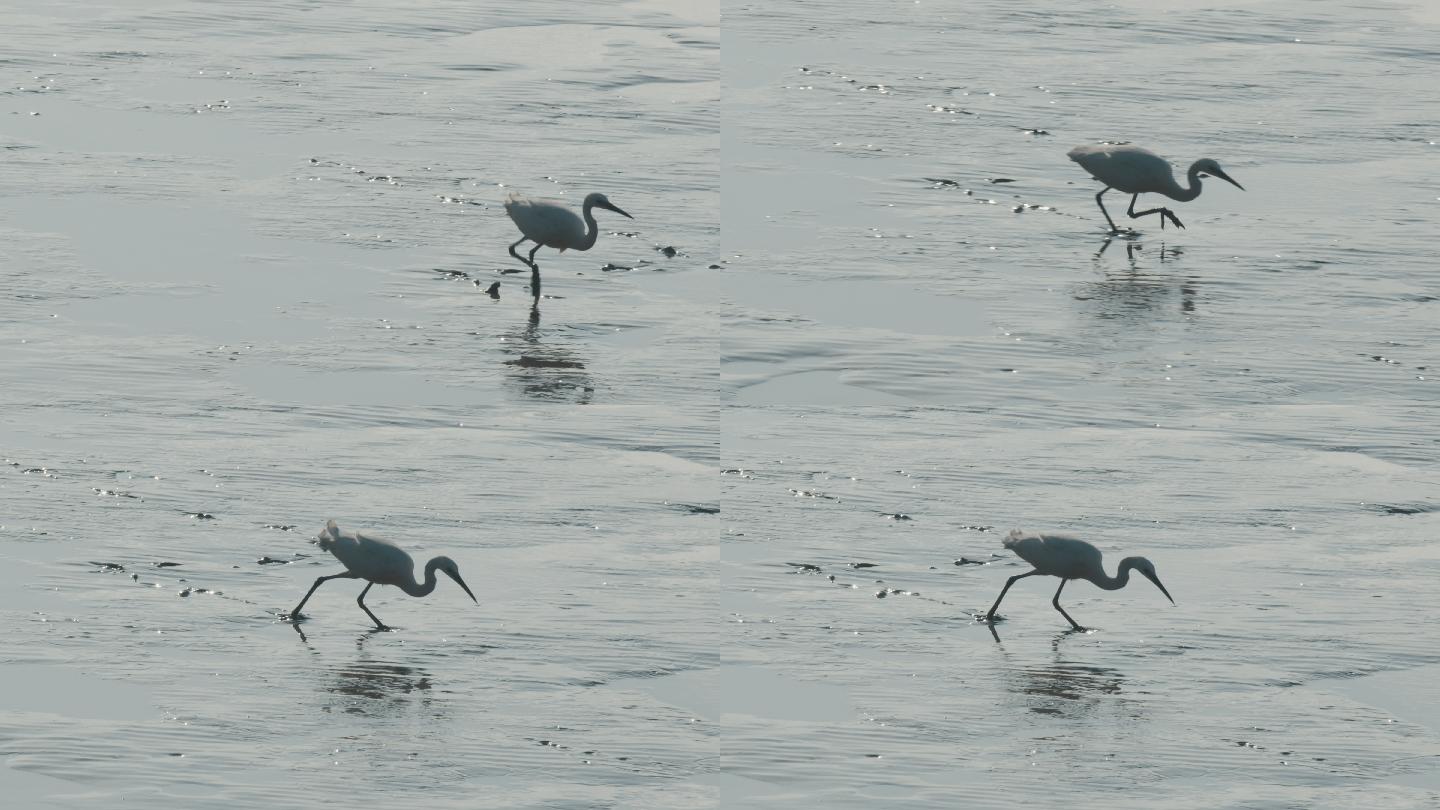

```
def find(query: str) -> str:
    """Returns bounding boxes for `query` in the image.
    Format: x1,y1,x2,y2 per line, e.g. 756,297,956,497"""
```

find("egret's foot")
282,610,306,623
1161,210,1186,230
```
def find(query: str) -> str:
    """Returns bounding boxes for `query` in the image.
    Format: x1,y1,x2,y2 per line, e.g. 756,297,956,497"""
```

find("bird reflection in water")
1014,660,1125,716
1080,242,1198,318
499,308,595,403
323,659,437,715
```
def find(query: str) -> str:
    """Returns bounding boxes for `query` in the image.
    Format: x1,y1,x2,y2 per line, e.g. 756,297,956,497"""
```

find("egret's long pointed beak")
1211,168,1244,191
599,200,634,219
1143,570,1176,605
445,569,479,603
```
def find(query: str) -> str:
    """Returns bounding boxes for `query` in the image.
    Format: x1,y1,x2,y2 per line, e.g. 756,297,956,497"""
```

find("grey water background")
722,0,1440,807
1,0,717,807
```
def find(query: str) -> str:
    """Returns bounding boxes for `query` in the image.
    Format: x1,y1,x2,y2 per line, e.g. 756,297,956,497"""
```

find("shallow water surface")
1,1,717,807
721,0,1440,806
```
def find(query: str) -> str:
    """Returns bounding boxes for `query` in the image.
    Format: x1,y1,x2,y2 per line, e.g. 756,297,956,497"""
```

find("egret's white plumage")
503,191,633,301
985,529,1174,630
1068,143,1244,232
288,519,478,629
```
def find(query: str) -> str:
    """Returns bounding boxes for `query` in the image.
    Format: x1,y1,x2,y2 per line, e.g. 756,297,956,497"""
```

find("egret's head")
1193,159,1244,191
1123,556,1175,604
430,555,478,604
585,192,634,220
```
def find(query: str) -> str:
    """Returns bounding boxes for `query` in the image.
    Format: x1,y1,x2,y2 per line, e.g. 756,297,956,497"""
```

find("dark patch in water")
90,561,125,571
850,562,878,569
880,512,913,521
787,562,823,573
668,502,719,515
154,561,182,568
183,511,216,520
1365,503,1431,515
264,524,297,531
257,556,291,565
505,356,585,369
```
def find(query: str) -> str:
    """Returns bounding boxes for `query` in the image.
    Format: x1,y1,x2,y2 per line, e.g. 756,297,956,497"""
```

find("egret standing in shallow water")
985,530,1174,630
1069,143,1243,233
288,520,477,630
504,191,633,304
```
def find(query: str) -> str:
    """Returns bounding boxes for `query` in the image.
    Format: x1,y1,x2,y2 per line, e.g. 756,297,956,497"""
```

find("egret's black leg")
356,581,387,629
986,570,1039,622
290,572,358,620
1127,194,1186,231
527,243,544,301
1051,579,1084,630
508,237,531,269
1094,187,1121,232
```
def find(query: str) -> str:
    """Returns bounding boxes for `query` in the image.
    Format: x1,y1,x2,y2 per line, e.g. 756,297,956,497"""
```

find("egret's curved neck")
578,201,602,251
1094,559,1137,591
397,559,442,598
1169,163,1206,202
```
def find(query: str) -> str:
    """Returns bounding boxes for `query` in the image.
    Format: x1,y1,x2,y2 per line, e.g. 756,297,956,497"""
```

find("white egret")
1068,143,1243,233
504,191,633,302
288,520,477,629
985,530,1173,630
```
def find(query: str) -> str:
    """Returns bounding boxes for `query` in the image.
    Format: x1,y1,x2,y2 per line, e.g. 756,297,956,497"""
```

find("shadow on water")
498,308,595,403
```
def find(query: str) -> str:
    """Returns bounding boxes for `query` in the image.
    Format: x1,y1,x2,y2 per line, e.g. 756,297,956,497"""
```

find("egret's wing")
504,195,584,247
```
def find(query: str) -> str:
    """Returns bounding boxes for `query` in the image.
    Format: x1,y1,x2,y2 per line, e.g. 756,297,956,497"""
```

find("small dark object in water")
499,268,524,275
505,356,585,369
257,556,291,565
91,561,125,571
881,513,913,521
876,590,887,598
657,245,678,258
788,562,822,572
155,561,182,568
185,511,216,520
485,281,501,299
988,177,1016,184
850,562,878,569
954,557,985,566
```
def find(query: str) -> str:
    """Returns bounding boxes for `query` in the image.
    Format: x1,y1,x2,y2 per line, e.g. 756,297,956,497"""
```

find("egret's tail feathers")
1002,529,1030,549
318,519,341,549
